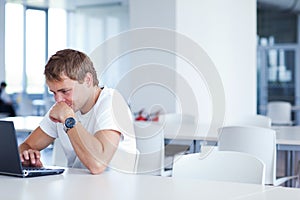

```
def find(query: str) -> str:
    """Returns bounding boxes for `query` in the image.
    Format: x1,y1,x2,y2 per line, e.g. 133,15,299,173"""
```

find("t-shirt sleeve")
94,90,122,132
94,89,135,140
39,111,59,138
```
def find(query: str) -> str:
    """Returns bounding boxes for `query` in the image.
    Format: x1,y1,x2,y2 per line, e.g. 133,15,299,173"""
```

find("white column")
176,0,257,124
128,0,257,124
128,0,177,114
0,0,5,81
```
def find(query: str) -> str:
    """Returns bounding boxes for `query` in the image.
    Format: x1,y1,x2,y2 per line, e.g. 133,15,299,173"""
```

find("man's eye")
62,90,70,94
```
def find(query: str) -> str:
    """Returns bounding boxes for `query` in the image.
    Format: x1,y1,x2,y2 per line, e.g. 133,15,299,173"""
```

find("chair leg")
295,160,300,188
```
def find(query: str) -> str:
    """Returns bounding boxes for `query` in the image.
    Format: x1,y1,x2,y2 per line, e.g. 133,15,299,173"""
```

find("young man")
19,49,136,174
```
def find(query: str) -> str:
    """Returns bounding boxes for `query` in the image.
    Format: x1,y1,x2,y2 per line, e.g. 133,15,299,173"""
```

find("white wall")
175,0,257,125
129,0,257,126
67,4,133,101
128,0,177,114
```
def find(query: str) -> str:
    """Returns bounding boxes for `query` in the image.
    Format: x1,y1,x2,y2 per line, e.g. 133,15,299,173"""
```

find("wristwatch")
64,117,77,133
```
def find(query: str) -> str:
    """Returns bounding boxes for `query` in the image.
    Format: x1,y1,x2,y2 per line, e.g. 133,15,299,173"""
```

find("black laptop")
0,120,65,177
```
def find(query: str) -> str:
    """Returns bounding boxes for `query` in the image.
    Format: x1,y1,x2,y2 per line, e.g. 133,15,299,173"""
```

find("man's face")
46,75,86,112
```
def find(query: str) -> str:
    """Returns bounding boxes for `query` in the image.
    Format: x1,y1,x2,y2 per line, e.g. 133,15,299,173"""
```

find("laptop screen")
0,120,64,177
0,121,24,176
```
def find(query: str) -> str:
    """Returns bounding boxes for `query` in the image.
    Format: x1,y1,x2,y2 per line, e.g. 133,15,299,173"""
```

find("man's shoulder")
99,87,124,102
101,87,119,95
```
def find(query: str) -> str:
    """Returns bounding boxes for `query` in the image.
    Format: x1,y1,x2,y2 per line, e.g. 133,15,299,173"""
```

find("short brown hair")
44,49,99,86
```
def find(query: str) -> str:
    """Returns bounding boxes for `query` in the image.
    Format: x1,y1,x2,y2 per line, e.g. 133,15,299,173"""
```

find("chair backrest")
109,145,139,174
134,121,165,175
172,150,265,184
218,126,276,185
267,101,292,125
232,114,272,128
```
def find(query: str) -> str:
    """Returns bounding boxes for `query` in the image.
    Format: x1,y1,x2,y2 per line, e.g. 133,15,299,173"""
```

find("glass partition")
257,44,300,124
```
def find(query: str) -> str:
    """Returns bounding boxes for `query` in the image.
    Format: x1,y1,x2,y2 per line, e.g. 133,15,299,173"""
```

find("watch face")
65,117,76,128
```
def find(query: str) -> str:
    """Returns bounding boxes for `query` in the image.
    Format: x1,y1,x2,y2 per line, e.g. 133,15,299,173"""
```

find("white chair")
172,150,265,184
17,95,35,116
52,138,68,167
232,114,272,128
218,126,298,186
134,121,170,176
267,101,293,126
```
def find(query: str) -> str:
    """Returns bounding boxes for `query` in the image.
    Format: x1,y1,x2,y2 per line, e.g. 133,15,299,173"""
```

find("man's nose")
55,95,65,103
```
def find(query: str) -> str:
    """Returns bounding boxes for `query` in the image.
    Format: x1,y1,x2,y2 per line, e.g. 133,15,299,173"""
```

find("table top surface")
273,126,300,145
1,116,43,132
163,122,300,146
2,116,300,146
0,168,299,200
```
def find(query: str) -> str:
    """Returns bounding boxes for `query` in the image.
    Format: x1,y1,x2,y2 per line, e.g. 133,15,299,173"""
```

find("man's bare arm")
66,122,121,174
19,127,55,167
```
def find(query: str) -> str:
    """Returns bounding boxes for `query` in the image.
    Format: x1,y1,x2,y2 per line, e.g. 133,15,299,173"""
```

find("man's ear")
84,73,93,87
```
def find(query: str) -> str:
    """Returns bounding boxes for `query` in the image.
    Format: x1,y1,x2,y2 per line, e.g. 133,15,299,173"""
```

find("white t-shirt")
40,87,137,170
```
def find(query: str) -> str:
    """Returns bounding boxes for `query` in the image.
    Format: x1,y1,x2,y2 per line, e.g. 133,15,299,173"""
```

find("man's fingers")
34,151,40,159
29,151,36,164
20,149,43,167
22,150,30,160
19,153,24,162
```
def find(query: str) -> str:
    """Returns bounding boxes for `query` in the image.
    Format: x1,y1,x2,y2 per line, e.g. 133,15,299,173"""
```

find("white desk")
163,122,218,141
274,126,300,146
236,186,300,200
1,116,43,133
274,126,300,181
163,122,219,152
0,168,299,200
163,123,300,149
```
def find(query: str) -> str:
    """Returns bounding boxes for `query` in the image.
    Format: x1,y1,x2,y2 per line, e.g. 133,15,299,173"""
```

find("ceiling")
6,0,300,13
5,0,128,10
257,0,300,13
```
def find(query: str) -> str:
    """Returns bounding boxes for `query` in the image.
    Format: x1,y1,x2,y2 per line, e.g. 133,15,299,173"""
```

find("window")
25,8,46,94
5,3,24,93
5,3,67,95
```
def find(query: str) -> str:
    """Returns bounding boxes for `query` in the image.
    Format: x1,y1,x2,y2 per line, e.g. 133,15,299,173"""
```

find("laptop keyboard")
23,167,49,171
22,167,65,177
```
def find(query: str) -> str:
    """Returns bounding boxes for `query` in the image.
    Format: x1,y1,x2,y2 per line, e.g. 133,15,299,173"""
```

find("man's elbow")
88,163,107,175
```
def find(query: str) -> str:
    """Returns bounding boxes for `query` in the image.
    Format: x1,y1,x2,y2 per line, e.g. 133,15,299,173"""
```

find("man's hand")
49,102,74,123
19,149,43,168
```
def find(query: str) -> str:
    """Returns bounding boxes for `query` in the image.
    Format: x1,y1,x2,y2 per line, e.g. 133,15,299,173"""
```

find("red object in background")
151,116,159,121
135,109,148,121
134,108,161,121
135,115,148,121
150,111,160,122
